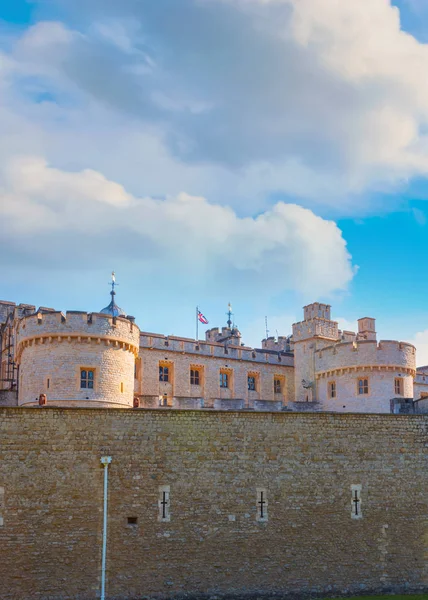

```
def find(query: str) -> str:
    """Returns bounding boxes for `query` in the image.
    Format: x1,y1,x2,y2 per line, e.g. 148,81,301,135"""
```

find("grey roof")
100,291,126,317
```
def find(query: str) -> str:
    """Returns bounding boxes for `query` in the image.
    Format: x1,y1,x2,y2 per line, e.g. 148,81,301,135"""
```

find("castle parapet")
315,340,416,377
16,311,140,408
139,332,294,366
292,319,339,342
262,336,292,352
16,310,140,357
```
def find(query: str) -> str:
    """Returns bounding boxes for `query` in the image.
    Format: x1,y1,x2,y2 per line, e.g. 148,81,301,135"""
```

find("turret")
357,317,376,341
15,274,139,408
205,302,242,346
292,303,339,403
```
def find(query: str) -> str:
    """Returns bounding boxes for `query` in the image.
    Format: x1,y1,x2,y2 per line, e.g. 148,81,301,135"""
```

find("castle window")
351,484,362,519
394,377,403,396
328,381,336,399
248,376,256,391
358,378,369,395
80,369,94,389
190,369,200,385
158,485,171,522
256,488,268,522
220,372,229,388
274,378,282,394
120,382,124,393
159,365,169,382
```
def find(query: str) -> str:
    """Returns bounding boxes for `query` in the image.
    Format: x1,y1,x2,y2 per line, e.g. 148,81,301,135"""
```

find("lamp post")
100,456,112,600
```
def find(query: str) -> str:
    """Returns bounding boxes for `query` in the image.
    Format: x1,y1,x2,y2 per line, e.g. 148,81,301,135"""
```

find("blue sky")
0,0,427,363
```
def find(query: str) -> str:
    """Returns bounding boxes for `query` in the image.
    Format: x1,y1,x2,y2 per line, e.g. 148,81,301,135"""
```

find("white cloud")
0,155,354,297
336,317,358,334
2,1,428,211
408,329,428,367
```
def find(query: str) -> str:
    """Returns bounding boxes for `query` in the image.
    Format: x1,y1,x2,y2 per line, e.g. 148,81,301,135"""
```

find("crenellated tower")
292,303,339,403
15,274,139,408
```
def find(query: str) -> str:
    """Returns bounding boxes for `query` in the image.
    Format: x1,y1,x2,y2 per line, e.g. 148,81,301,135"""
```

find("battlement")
16,310,140,352
315,339,416,375
303,302,331,321
261,336,292,352
139,332,294,367
292,318,339,342
205,326,241,344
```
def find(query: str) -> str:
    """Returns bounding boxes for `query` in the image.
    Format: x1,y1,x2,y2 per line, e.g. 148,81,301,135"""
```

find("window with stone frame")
219,371,229,388
80,368,94,389
394,377,403,396
159,365,169,382
248,375,257,391
328,380,336,399
190,368,200,386
274,378,282,394
358,378,369,395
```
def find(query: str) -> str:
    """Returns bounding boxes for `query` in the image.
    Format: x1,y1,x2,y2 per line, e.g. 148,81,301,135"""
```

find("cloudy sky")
1,0,427,364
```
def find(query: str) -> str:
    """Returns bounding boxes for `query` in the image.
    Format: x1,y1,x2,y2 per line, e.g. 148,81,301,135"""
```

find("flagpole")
196,306,199,341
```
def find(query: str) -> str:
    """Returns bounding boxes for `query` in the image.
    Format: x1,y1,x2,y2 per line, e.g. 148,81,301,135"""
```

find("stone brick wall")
315,340,416,373
415,369,428,401
317,370,414,413
136,344,294,408
314,341,416,412
0,408,427,600
16,312,139,408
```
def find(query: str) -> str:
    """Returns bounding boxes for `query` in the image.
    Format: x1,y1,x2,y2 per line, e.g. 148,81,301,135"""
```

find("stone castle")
1,277,428,600
2,276,427,414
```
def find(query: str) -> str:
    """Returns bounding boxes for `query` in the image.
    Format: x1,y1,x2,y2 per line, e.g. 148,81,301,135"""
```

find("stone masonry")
0,408,427,600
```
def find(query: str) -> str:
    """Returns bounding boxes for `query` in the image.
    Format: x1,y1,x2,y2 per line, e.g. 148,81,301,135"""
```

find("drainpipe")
100,456,112,600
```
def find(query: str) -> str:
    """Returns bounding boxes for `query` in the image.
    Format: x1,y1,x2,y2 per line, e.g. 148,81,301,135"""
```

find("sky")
0,0,427,365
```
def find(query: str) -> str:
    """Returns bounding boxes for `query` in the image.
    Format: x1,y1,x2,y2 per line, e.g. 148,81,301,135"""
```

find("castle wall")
414,368,428,403
315,341,416,413
0,408,426,600
136,342,294,409
317,370,414,413
315,340,416,373
16,312,139,408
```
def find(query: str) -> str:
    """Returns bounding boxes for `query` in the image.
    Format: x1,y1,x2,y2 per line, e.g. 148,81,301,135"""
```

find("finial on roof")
227,302,233,329
100,271,126,317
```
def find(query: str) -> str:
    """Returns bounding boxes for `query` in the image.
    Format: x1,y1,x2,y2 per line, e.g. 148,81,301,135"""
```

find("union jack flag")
198,310,209,325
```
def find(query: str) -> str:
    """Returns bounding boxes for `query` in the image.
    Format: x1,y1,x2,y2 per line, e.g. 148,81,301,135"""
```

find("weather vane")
109,271,118,294
227,302,233,329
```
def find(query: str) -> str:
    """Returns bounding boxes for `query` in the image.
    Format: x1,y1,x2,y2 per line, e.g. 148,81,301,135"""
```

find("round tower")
15,275,140,408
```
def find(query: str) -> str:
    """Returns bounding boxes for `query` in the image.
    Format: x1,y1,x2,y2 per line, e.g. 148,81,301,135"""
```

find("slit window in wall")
256,487,268,522
190,369,200,385
47,378,50,390
158,485,170,522
351,484,362,519
394,377,403,396
358,378,369,395
120,382,124,393
328,381,336,399
80,369,94,389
